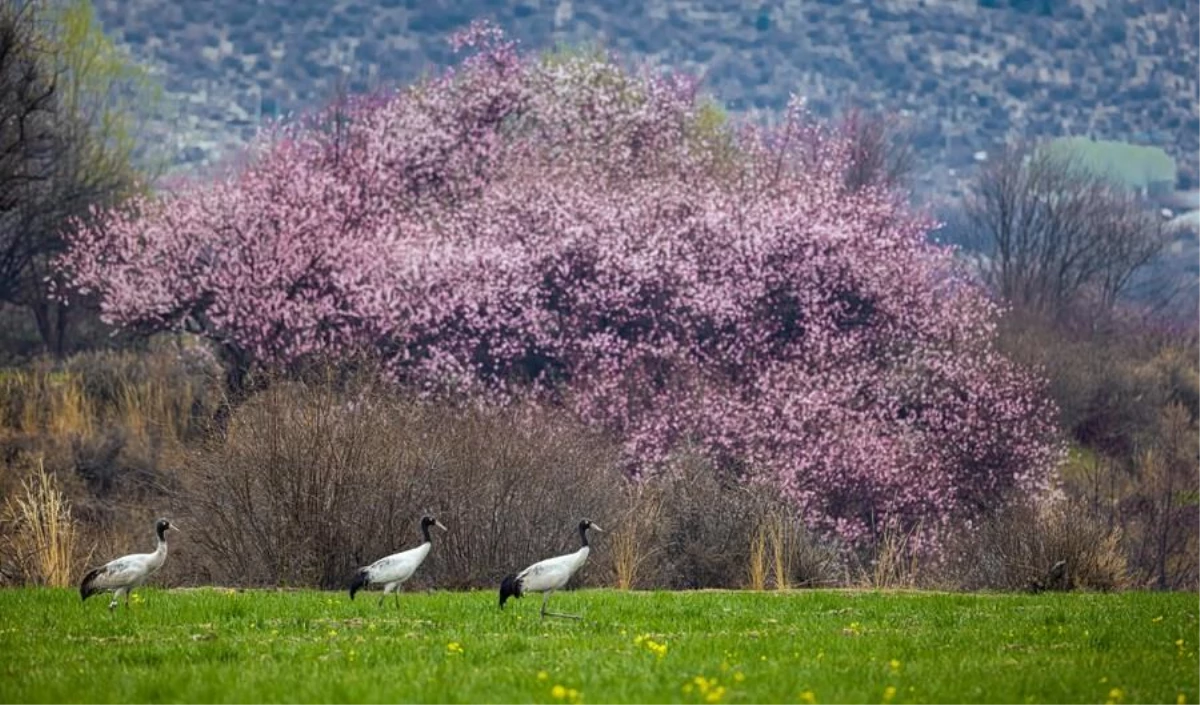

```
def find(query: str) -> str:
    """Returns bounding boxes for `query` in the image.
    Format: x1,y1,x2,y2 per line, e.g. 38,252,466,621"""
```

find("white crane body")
349,516,446,607
499,520,601,619
81,518,177,612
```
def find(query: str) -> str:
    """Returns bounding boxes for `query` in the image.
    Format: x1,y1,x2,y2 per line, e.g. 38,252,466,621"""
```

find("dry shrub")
853,523,925,590
765,509,844,589
997,311,1164,458
183,376,624,590
0,456,86,586
749,509,844,590
617,453,844,590
1,342,221,496
947,498,1130,592
1123,404,1199,590
62,342,224,447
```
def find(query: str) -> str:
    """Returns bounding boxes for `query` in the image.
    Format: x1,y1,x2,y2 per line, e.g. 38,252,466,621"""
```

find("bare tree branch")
840,108,918,194
962,142,1170,319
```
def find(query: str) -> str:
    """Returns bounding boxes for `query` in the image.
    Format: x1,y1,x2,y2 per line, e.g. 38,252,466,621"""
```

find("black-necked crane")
349,515,447,607
80,518,178,612
499,519,602,619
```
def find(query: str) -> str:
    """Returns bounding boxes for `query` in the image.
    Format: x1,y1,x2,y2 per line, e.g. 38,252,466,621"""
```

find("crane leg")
541,591,580,621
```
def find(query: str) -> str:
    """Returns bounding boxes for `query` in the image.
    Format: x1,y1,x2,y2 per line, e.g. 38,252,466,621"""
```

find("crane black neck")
578,523,589,548
421,521,433,544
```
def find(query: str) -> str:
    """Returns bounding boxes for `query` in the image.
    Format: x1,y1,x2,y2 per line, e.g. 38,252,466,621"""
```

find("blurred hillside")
94,0,1198,198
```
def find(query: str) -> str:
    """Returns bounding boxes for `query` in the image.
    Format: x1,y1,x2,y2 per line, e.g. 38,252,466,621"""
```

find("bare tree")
1134,404,1199,591
0,0,60,303
839,108,918,194
0,0,154,356
962,143,1169,317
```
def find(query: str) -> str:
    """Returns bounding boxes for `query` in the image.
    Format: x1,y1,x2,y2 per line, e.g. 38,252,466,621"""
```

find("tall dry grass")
746,511,795,590
859,523,923,590
1,456,84,586
747,521,769,591
0,370,93,438
611,483,665,590
1,346,218,449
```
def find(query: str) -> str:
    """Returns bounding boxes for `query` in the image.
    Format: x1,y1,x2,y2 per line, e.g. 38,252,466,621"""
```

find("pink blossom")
57,23,1060,550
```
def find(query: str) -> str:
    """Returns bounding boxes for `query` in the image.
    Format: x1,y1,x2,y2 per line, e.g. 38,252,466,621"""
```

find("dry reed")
2,456,82,587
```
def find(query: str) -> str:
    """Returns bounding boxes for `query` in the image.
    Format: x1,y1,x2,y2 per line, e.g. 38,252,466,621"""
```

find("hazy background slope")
94,0,1198,197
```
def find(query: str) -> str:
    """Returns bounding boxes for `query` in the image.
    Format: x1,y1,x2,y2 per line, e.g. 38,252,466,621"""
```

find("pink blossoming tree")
58,23,1060,548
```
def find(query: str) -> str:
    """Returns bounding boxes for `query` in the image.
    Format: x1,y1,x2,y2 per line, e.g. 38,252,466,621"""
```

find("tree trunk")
53,300,69,357
1155,485,1171,591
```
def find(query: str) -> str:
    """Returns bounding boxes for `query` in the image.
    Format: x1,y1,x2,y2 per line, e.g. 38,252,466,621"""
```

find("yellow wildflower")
635,635,667,658
549,685,580,700
800,691,817,704
733,672,745,683
1105,687,1124,704
685,675,726,702
537,671,550,681
883,686,897,703
889,659,901,672
446,642,464,655
1176,694,1185,705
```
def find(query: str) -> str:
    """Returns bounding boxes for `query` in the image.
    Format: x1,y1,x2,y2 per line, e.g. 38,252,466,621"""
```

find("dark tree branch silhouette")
963,143,1169,319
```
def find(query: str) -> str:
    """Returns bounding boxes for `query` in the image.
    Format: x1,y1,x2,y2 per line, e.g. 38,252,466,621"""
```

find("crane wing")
366,543,430,583
89,556,147,589
515,556,573,592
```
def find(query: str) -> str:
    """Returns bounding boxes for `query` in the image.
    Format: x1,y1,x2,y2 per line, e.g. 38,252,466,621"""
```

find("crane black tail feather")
499,573,523,609
348,569,370,600
80,567,103,601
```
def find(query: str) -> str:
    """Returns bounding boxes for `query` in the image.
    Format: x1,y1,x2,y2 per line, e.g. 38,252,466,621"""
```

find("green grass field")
0,588,1195,703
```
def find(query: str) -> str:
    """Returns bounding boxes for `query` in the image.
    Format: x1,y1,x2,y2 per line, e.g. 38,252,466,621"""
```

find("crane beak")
170,523,182,533
590,524,604,533
435,520,448,532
